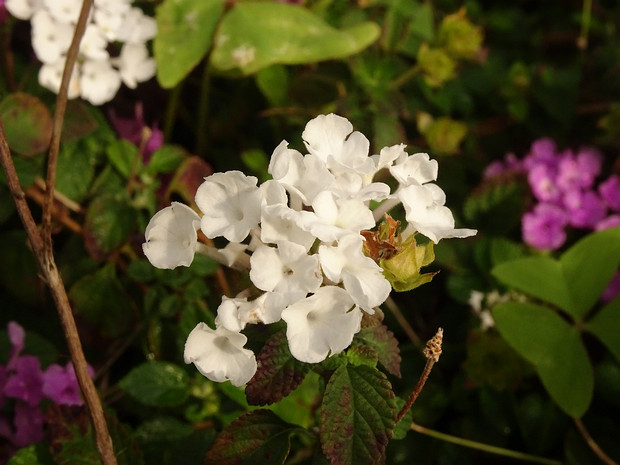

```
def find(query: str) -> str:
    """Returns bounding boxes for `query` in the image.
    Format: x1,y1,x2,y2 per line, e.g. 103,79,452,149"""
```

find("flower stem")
574,418,618,465
410,422,562,465
395,328,442,424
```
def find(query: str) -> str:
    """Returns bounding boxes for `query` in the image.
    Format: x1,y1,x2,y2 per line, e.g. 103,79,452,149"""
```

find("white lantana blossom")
142,113,477,385
6,0,156,105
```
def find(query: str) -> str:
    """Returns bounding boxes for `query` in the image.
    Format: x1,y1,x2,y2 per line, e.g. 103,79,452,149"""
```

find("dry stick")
395,327,443,424
0,122,117,465
574,418,618,465
2,0,117,463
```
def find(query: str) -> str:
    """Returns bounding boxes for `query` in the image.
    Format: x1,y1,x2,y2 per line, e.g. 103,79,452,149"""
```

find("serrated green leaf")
347,343,379,369
211,3,380,75
586,296,620,365
205,409,298,465
69,263,133,337
246,330,310,406
144,144,186,176
84,194,136,256
0,92,52,156
352,325,401,377
319,364,397,465
155,0,226,88
106,138,140,178
56,140,97,202
119,361,190,407
492,302,593,418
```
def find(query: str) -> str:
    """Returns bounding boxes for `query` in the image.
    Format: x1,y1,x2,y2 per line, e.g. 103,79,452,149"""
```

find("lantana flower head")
143,113,476,385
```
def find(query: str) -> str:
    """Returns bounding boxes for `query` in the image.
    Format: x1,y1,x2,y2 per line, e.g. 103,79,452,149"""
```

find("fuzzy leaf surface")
119,361,190,407
352,325,401,377
245,330,310,406
319,364,396,465
205,409,299,465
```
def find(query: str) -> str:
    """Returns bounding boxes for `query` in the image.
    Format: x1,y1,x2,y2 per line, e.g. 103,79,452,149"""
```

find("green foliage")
0,93,52,157
210,3,380,75
119,361,190,407
319,364,397,465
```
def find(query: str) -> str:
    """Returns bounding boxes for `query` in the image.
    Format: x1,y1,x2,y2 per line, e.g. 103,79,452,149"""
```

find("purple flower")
483,153,524,179
596,214,620,231
11,402,45,448
599,175,620,212
522,203,568,250
43,363,92,406
523,138,558,170
109,103,164,162
556,148,602,192
528,163,560,202
563,190,607,229
3,356,44,406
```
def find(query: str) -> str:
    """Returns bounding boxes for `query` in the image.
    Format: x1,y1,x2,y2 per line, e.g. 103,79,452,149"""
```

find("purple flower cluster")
486,138,620,250
1,322,93,460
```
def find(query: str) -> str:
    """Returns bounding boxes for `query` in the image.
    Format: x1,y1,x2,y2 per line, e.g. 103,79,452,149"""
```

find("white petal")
390,152,438,186
184,323,257,386
281,286,361,363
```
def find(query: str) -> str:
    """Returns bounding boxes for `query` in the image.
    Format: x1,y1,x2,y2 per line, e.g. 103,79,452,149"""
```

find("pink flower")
43,363,93,406
522,203,568,250
563,190,607,229
599,175,620,212
528,164,560,202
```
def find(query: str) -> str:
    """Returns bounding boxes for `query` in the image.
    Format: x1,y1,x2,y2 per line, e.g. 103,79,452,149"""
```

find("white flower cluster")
6,0,156,105
142,114,476,386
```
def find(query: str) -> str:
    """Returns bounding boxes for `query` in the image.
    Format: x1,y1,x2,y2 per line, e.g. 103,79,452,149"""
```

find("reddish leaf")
245,330,310,406
0,92,52,157
352,324,402,378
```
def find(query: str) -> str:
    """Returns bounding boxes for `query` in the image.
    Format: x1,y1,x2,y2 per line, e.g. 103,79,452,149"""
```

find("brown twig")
384,296,422,346
1,0,117,463
395,328,443,424
574,418,618,465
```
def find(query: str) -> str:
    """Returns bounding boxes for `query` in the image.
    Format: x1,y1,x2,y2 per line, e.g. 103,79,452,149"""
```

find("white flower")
38,60,80,98
250,241,322,294
195,171,262,243
184,323,257,386
31,10,73,64
43,0,82,24
298,191,375,242
390,152,438,187
115,6,157,43
116,42,156,88
260,204,316,251
318,234,391,312
142,202,201,269
79,60,122,105
5,0,43,20
398,183,477,243
268,141,333,205
281,286,362,363
80,24,109,61
302,114,375,176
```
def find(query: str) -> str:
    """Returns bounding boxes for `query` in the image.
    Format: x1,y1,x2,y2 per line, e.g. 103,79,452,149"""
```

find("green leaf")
492,302,593,418
319,364,397,465
493,228,620,320
352,324,401,377
7,444,54,465
84,194,136,256
210,3,380,75
119,361,190,407
492,257,574,314
69,263,133,337
586,296,620,365
381,238,437,292
0,92,52,156
560,227,620,317
245,330,310,406
56,140,97,202
155,0,226,88
205,409,298,465
144,144,186,176
255,65,289,106
106,138,140,178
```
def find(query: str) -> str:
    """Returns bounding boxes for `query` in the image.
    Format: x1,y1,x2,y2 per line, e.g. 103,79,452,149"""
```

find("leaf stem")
410,422,563,465
574,418,618,465
395,327,442,424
